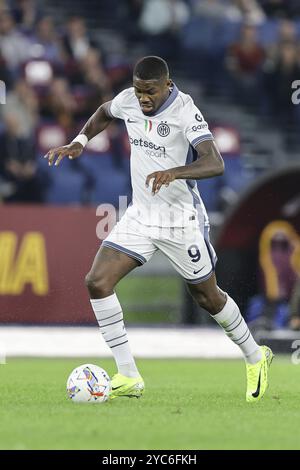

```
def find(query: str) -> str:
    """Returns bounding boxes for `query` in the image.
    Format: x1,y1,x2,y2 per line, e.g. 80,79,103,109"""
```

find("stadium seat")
89,167,131,207
197,177,223,212
295,20,300,38
37,156,92,204
257,20,279,46
222,155,250,194
217,19,242,49
181,18,218,52
37,151,131,206
80,152,119,171
44,171,87,205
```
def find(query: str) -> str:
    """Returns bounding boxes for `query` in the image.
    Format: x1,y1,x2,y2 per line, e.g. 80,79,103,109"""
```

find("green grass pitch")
0,357,299,450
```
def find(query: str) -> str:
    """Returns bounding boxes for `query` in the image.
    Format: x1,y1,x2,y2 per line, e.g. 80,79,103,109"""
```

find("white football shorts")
102,210,217,284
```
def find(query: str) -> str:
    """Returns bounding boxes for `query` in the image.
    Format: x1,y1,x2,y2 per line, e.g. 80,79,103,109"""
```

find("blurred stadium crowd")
0,0,300,206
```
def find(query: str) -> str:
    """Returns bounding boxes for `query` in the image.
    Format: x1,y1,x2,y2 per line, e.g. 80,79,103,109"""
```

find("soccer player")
45,56,273,403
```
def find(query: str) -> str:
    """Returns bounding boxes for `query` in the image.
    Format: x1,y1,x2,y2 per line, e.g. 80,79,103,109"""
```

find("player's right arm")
44,101,114,166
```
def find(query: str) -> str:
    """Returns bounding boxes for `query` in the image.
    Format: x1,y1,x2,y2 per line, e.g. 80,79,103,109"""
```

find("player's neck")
158,86,173,110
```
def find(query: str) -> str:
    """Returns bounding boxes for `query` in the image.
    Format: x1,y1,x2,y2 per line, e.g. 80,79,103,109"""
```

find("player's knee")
85,272,113,297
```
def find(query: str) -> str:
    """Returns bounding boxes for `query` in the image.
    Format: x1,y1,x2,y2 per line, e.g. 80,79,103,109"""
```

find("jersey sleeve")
108,89,129,120
181,99,214,148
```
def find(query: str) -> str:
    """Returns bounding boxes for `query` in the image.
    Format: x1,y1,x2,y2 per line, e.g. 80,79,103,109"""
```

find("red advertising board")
0,205,103,324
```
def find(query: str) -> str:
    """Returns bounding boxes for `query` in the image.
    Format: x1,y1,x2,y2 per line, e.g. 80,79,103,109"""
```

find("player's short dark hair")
133,56,169,81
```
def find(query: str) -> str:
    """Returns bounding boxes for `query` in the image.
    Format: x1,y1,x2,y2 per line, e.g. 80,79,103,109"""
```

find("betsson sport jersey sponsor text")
128,136,166,158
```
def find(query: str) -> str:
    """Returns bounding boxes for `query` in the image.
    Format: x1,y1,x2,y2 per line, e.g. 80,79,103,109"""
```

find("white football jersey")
109,84,214,229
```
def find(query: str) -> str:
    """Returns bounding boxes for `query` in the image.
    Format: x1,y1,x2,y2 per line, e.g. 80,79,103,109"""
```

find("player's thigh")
87,245,139,286
87,210,156,285
155,225,217,284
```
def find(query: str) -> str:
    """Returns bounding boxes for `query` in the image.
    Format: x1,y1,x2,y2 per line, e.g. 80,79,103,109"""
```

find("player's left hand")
145,169,177,195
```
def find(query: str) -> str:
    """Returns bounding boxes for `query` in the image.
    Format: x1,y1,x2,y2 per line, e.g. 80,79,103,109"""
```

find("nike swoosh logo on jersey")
193,267,205,275
127,118,137,123
252,367,262,398
111,385,123,390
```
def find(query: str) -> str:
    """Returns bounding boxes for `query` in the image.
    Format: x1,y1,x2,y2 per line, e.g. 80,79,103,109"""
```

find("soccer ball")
66,364,110,403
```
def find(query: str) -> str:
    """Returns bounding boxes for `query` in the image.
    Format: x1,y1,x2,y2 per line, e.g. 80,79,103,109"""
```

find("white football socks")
211,294,262,364
90,293,140,378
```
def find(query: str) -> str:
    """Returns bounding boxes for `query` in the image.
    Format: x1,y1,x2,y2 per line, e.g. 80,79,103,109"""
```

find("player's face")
133,77,172,115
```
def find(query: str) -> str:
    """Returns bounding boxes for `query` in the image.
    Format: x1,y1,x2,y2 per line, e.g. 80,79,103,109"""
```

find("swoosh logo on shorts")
193,267,205,275
127,118,137,123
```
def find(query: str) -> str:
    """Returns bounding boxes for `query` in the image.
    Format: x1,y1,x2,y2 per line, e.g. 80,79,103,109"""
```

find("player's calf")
187,275,226,315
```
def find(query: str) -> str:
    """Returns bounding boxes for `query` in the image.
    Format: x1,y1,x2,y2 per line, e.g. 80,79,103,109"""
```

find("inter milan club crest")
157,121,170,137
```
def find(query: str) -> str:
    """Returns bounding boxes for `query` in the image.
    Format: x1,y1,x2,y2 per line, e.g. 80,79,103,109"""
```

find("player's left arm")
146,140,224,195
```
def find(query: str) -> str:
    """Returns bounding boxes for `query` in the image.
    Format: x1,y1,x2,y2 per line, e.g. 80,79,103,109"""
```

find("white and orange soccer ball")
66,364,110,403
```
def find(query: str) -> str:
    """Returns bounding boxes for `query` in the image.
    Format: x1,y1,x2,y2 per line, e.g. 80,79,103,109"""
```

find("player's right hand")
44,142,84,167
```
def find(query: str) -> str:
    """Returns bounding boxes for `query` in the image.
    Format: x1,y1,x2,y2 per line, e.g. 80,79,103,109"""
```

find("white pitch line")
0,326,242,359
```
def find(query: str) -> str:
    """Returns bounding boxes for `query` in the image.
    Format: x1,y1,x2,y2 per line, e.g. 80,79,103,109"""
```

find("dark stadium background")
0,0,300,353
